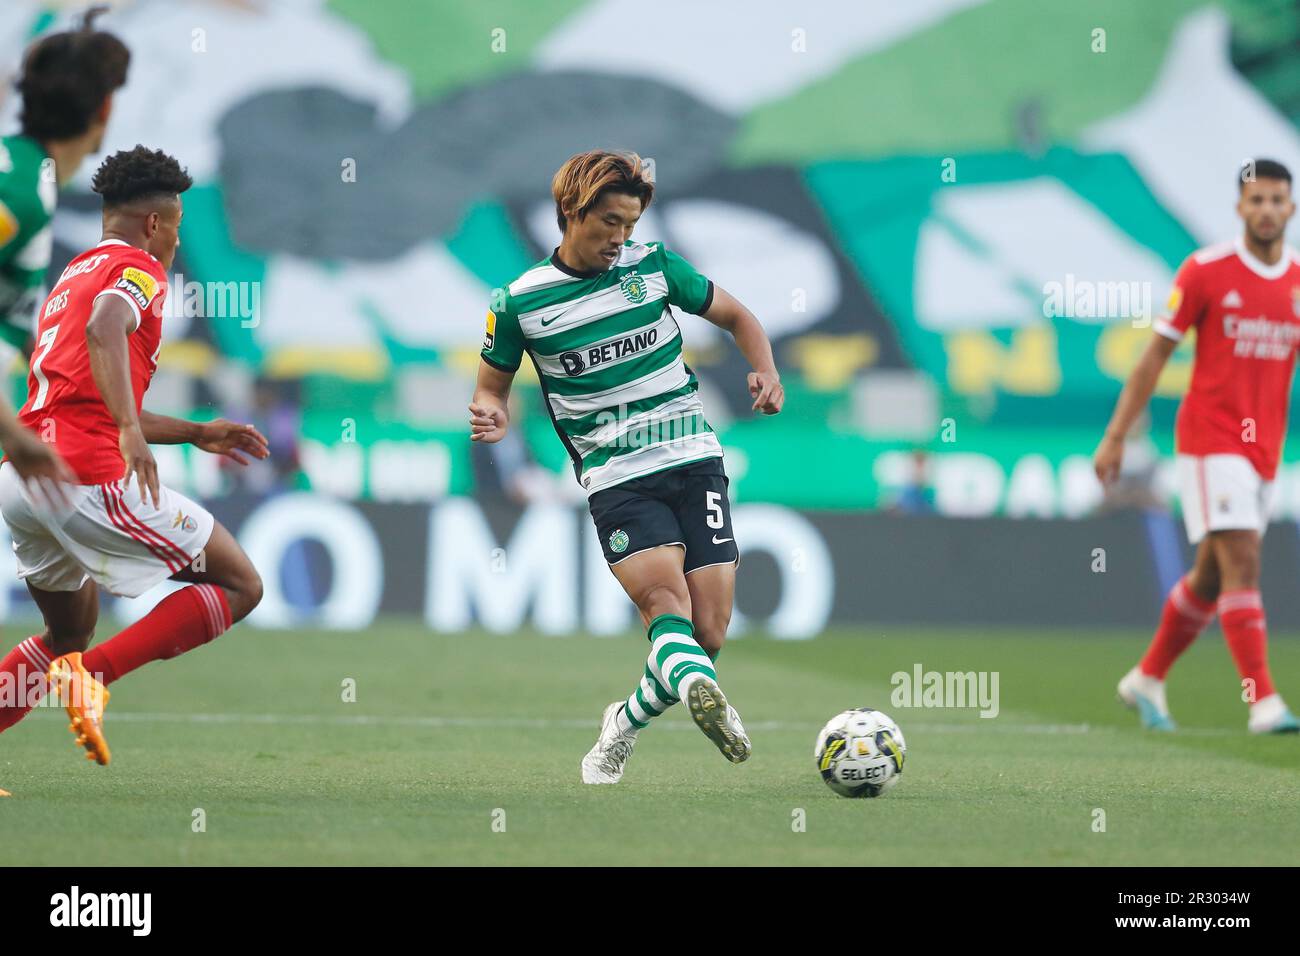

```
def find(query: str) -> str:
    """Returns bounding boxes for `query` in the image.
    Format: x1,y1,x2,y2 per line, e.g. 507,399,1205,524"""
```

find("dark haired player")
1097,158,1300,734
1,7,130,364
0,146,267,767
0,9,130,532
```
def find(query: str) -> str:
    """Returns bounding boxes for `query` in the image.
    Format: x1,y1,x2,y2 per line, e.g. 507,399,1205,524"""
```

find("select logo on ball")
814,708,907,798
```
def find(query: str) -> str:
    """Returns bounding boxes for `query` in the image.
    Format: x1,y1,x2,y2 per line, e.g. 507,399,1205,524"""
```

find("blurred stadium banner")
6,1,1300,621
3,494,1300,634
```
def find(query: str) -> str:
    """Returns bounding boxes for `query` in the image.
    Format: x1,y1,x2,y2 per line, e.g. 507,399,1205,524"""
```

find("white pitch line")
45,711,1234,736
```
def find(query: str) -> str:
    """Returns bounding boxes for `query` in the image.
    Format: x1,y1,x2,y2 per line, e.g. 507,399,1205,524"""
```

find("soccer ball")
814,708,906,798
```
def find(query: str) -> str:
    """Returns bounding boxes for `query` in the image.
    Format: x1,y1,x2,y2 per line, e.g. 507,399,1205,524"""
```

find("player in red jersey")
1096,158,1300,734
0,146,267,766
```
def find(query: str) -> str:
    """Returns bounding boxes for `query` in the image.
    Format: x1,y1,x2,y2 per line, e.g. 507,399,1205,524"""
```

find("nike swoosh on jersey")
711,535,733,545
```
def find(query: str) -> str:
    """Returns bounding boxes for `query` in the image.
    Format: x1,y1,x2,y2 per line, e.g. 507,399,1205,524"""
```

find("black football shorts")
587,457,739,573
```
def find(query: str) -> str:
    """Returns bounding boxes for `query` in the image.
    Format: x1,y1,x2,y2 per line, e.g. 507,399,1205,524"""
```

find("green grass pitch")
2,621,1297,865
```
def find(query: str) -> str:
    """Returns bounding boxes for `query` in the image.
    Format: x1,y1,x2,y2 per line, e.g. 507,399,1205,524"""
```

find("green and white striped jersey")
0,135,57,351
482,240,722,496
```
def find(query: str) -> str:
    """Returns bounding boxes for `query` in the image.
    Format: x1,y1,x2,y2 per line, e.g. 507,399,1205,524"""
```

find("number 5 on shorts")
706,490,723,529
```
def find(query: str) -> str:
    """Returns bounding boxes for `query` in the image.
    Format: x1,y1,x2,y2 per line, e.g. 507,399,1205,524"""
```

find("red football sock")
1217,590,1276,702
82,584,232,686
0,635,54,732
1139,576,1215,680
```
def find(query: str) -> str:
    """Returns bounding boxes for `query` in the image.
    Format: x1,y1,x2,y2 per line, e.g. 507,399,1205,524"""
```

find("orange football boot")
48,652,111,766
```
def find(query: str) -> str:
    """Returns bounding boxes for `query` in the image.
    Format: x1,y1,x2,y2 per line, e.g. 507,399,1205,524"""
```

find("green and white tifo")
1,622,1297,866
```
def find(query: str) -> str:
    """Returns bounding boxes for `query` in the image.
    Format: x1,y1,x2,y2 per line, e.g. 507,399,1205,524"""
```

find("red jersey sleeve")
92,254,167,333
1154,255,1205,342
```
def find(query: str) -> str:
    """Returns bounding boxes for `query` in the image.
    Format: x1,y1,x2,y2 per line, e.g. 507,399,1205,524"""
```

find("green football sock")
619,614,717,732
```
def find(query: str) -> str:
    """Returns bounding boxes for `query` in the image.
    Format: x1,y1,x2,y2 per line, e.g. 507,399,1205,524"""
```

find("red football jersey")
1155,239,1300,480
17,239,168,483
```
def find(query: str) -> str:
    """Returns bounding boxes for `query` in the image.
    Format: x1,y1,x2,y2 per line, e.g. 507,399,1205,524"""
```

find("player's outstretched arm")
470,361,514,444
1094,333,1179,485
139,410,270,465
702,285,784,415
85,295,160,507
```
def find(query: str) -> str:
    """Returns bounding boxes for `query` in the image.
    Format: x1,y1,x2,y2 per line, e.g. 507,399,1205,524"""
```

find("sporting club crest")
619,272,647,304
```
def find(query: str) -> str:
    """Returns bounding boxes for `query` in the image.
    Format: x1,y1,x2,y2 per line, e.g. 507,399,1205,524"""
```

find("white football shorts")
0,461,214,597
1175,453,1276,545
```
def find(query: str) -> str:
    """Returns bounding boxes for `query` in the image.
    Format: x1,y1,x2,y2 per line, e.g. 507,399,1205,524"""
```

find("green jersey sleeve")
661,247,714,315
480,294,525,372
0,136,57,348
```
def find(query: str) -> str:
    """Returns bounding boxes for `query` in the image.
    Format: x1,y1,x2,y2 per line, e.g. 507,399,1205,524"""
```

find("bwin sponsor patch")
115,267,159,311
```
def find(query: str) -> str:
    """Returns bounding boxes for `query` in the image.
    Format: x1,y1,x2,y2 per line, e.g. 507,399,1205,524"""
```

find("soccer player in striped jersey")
471,150,784,783
1096,159,1300,734
1,9,130,366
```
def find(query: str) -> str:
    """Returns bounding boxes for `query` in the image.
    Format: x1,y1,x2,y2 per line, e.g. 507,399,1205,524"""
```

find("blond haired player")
471,150,783,782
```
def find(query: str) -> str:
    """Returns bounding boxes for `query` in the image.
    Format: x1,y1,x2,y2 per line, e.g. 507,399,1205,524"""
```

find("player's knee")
238,568,264,621
222,565,263,624
246,571,264,615
693,613,729,659
1186,564,1220,602
45,628,93,656
1217,539,1261,587
1216,548,1258,587
638,581,690,621
1231,556,1261,588
694,630,720,659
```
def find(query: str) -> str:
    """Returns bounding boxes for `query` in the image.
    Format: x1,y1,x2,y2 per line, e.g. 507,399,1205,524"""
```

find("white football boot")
1117,666,1176,732
682,674,751,763
581,701,638,784
1248,694,1300,734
